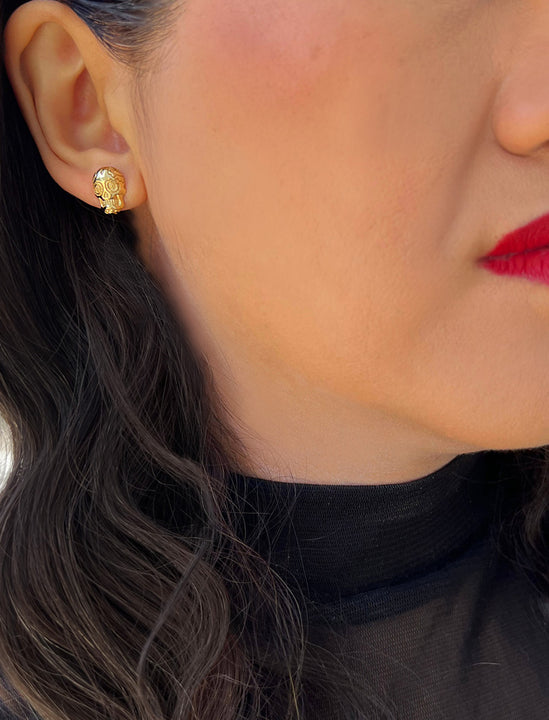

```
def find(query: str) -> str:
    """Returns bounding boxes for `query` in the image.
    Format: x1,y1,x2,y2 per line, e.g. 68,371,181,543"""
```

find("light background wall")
0,416,13,492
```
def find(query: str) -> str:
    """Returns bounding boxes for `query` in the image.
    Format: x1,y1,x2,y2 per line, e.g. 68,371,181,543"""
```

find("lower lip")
479,247,549,285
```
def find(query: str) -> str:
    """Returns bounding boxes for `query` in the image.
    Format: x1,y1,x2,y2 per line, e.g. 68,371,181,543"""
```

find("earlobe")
2,0,147,211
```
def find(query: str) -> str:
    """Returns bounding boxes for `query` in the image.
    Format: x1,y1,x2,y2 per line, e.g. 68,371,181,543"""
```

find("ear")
2,0,147,210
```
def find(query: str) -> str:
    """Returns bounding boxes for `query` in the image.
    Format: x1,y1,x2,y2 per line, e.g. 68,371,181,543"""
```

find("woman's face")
127,0,549,482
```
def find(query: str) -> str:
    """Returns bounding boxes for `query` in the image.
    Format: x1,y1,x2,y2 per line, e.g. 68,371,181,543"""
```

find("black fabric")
227,450,549,718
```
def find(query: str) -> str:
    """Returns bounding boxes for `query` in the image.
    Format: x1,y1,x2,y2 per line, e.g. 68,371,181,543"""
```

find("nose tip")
492,37,549,157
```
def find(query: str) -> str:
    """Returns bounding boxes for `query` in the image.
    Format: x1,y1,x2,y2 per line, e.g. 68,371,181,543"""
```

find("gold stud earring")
92,166,127,214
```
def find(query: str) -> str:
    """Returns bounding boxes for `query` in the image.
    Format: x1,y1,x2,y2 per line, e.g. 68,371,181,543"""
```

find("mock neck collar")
228,450,508,603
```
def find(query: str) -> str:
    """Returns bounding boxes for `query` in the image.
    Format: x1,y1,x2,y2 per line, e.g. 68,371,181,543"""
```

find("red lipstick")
479,212,549,285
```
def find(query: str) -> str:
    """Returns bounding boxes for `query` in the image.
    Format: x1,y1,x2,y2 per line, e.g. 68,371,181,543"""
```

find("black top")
227,450,549,719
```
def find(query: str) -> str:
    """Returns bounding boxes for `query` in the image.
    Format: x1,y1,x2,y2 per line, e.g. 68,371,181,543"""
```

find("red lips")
482,212,549,259
479,212,549,286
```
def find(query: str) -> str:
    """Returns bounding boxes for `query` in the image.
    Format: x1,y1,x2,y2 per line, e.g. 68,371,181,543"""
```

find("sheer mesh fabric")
228,450,549,719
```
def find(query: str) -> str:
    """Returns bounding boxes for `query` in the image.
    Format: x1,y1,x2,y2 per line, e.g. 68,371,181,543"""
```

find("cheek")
195,0,353,100
142,0,463,397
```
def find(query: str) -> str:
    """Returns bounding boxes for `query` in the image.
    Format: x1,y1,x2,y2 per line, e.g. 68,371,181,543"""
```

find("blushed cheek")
194,0,351,100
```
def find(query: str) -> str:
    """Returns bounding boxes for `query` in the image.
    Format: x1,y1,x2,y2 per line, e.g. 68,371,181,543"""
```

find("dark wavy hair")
1,1,549,720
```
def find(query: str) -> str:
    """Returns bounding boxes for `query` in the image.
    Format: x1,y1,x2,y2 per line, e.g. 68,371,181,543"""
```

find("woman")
1,0,549,717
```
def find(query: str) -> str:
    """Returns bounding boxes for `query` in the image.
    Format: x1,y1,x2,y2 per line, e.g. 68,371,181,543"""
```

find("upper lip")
481,212,549,260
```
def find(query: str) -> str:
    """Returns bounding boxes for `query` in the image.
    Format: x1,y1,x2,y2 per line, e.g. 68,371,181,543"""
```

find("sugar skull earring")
92,166,127,214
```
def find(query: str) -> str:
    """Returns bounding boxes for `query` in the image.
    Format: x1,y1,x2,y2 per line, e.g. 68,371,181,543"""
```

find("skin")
5,0,549,485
